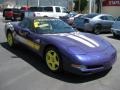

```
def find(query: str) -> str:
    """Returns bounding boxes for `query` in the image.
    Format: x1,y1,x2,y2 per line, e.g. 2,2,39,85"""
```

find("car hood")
44,32,111,54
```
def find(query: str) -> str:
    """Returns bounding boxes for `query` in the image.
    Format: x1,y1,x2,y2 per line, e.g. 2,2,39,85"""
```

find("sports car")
5,17,117,75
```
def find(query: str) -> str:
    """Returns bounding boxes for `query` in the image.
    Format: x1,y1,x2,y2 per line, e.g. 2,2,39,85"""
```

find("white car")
25,6,68,18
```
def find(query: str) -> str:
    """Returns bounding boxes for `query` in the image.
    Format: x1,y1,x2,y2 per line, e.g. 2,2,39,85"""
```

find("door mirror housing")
22,28,30,35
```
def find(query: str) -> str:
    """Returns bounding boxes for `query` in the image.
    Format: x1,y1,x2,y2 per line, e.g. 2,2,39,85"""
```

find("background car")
111,16,120,38
73,13,115,34
3,8,24,21
5,17,116,75
67,13,84,25
59,11,77,24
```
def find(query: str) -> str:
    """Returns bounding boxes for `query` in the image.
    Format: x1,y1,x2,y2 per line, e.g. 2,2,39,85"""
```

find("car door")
16,18,40,51
100,16,114,29
74,17,86,29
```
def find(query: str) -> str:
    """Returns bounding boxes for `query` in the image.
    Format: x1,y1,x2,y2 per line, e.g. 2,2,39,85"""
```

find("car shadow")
107,35,120,40
0,42,111,83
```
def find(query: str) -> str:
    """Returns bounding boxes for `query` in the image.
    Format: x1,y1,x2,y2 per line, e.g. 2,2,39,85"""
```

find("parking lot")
0,15,120,90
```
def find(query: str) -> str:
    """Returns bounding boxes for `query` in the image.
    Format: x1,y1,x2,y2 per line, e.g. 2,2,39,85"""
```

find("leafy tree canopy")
74,0,88,13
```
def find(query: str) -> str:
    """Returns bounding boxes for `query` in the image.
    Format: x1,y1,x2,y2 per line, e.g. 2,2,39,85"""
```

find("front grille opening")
87,65,103,69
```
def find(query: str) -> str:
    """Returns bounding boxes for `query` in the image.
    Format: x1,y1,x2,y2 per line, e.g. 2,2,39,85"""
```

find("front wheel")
7,31,15,47
44,47,63,73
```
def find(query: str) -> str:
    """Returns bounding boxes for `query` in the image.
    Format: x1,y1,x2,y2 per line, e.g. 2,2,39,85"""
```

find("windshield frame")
33,18,75,34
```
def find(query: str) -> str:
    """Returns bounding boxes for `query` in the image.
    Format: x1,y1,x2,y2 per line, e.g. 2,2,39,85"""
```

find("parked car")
60,11,77,24
5,17,116,75
20,6,29,11
25,6,69,18
111,16,120,38
73,13,115,34
3,8,24,21
67,13,84,25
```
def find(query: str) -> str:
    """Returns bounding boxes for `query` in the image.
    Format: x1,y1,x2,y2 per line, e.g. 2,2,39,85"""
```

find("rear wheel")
7,31,15,47
113,32,119,38
44,47,63,73
94,24,102,35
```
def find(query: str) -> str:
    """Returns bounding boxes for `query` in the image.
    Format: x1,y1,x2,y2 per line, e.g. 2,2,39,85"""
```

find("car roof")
25,17,57,21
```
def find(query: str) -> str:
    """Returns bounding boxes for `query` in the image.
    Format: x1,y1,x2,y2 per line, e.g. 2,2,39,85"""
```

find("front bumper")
63,47,117,75
111,28,120,36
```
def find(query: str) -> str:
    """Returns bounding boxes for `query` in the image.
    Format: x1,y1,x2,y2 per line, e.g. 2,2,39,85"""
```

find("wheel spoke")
51,62,59,70
45,49,60,71
7,33,13,46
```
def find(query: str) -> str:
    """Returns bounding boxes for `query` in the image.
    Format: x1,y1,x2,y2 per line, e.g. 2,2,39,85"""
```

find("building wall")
102,0,120,17
16,0,72,8
102,6,120,17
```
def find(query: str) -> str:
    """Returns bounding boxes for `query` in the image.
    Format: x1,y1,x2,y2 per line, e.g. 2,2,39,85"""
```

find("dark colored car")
73,13,115,34
5,17,116,75
3,8,24,21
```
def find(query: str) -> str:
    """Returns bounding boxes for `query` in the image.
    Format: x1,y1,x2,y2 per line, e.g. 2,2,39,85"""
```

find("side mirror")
22,28,30,35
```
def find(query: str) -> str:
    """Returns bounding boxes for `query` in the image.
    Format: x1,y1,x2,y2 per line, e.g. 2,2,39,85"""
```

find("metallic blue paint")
5,18,117,75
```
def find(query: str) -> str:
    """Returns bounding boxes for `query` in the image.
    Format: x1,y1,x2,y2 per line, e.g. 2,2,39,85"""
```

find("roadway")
0,15,120,90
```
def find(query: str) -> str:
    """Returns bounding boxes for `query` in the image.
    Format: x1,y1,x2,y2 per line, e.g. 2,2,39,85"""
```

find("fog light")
71,64,86,69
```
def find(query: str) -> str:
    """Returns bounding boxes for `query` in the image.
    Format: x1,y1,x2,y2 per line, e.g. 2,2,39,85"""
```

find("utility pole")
78,0,81,13
27,0,29,7
54,0,55,5
38,0,39,7
89,0,92,14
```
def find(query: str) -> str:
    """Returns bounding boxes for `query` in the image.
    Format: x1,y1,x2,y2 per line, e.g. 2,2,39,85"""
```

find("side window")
44,7,53,12
56,7,60,12
106,16,114,21
100,16,107,20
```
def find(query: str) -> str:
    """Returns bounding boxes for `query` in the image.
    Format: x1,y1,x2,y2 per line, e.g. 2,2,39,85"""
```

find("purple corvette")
5,17,117,75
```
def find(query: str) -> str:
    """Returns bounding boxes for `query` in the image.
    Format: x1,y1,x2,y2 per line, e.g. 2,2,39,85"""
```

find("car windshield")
84,14,98,18
33,19,75,34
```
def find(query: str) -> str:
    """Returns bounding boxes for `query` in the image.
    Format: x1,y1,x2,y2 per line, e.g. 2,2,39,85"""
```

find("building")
1,0,73,9
102,0,120,17
89,0,120,17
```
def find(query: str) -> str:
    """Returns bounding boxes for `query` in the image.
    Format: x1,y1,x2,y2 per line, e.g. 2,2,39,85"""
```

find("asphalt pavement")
0,15,120,90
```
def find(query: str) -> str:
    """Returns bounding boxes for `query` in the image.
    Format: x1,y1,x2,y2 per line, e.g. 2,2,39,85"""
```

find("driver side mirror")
22,28,30,35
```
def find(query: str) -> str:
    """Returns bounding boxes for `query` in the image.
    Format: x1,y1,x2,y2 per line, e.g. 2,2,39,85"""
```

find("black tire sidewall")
94,24,101,34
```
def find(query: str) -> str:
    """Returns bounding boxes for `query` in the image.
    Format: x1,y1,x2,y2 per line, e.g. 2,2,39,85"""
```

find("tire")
93,24,102,35
6,31,15,47
113,33,118,38
44,47,63,73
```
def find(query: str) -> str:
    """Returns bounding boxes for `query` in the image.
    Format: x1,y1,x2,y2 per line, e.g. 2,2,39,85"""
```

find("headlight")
71,64,86,69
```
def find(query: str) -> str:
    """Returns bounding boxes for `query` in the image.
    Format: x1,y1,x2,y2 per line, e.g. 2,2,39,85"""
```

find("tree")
74,0,88,13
